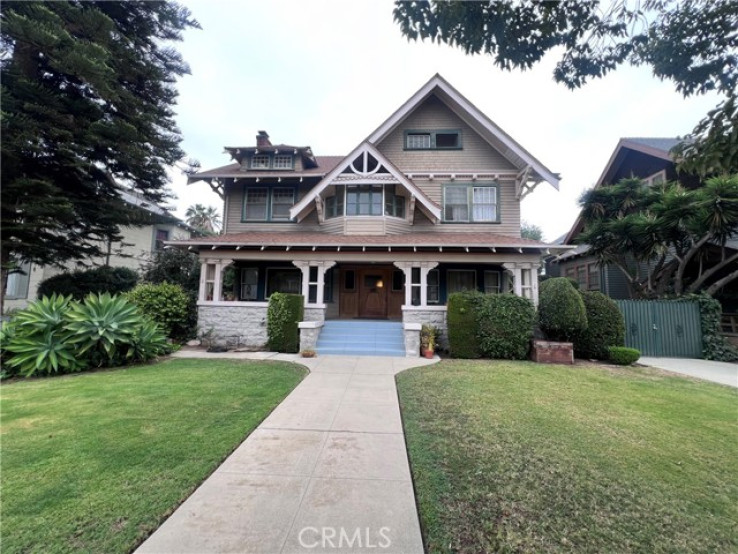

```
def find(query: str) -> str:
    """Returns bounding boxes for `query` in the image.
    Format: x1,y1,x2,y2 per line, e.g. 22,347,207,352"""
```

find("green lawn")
397,360,738,553
1,358,306,553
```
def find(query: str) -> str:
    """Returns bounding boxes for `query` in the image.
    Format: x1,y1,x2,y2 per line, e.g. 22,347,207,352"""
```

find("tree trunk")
705,267,738,296
687,251,738,293
674,234,712,295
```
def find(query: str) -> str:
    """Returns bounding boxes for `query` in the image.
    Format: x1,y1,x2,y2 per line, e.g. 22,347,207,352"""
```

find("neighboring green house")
4,189,198,312
178,74,569,355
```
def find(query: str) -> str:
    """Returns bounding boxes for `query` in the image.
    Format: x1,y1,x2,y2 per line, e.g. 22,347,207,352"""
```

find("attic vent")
349,151,381,176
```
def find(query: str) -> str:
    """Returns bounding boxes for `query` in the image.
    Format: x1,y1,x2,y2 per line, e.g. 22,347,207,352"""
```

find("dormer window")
250,155,270,169
405,129,462,150
273,155,294,169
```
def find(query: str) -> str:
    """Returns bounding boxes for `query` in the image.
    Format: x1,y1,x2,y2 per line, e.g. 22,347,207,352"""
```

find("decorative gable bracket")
515,166,539,200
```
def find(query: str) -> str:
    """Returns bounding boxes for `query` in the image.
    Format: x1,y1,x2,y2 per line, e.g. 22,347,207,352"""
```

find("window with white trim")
5,262,31,300
405,130,461,150
448,269,476,294
484,271,501,294
270,188,294,221
240,268,258,300
443,184,498,223
272,155,293,169
308,266,319,304
204,263,216,301
244,188,268,220
250,155,270,169
411,267,421,306
406,133,431,149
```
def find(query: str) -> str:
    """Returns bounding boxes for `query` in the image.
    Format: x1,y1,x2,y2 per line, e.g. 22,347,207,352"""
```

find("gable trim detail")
289,142,442,222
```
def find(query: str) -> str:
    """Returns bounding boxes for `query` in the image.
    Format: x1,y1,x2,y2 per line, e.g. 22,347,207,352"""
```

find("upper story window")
644,170,666,186
443,184,498,223
154,229,170,250
325,185,406,219
243,186,295,222
405,129,462,150
248,154,294,170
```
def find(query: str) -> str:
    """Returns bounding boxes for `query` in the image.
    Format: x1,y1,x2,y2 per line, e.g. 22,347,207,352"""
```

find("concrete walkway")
136,353,438,553
640,356,738,388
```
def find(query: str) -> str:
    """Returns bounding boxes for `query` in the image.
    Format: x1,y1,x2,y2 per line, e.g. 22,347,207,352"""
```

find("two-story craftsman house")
179,75,567,356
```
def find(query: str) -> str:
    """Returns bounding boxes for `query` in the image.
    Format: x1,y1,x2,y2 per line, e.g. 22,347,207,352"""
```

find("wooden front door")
358,268,390,318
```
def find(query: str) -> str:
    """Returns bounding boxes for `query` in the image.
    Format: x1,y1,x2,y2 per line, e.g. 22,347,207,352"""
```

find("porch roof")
168,231,572,253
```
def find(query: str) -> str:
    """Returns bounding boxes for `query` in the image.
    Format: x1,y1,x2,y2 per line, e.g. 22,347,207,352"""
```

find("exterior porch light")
278,177,282,182
300,177,303,182
336,246,341,252
260,246,266,251
312,246,316,251
286,246,291,251
211,246,217,250
256,178,260,183
413,246,417,252
188,246,194,251
518,248,523,253
236,246,241,250
490,247,496,252
465,247,469,252
438,246,442,252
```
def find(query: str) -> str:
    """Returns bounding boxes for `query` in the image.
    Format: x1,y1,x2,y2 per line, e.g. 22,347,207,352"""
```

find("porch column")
503,262,541,306
292,260,336,305
530,263,541,306
393,262,412,306
212,259,228,302
198,258,209,301
292,261,311,300
419,262,439,306
315,261,336,305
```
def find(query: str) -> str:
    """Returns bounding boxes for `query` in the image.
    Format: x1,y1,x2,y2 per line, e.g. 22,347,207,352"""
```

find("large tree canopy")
0,1,198,310
394,0,738,174
578,176,738,298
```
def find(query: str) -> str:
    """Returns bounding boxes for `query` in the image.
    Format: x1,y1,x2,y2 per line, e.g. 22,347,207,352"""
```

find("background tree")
185,204,222,235
521,221,544,241
393,0,738,174
578,176,738,297
0,1,199,312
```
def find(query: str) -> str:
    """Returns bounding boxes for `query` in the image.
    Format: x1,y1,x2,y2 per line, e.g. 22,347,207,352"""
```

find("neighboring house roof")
290,142,442,222
564,136,682,244
187,156,344,182
172,230,571,252
367,73,560,191
119,189,198,234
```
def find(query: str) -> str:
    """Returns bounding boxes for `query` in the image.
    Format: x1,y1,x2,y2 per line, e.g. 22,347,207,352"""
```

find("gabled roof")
564,137,681,244
367,73,560,190
290,142,442,222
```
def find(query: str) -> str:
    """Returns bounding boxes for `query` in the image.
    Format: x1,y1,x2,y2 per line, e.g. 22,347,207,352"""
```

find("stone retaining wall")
198,304,268,349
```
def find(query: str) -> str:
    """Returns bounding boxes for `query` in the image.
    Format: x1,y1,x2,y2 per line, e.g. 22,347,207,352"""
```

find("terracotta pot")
422,349,434,359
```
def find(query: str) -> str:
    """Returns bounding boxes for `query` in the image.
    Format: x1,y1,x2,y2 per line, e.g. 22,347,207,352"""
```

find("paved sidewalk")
136,354,438,553
640,356,737,388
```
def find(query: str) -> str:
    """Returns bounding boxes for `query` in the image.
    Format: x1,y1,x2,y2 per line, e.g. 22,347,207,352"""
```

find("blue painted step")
316,320,406,357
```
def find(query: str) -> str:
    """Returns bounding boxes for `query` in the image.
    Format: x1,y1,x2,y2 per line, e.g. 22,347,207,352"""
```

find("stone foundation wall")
198,304,269,349
303,306,326,322
299,322,323,352
402,307,448,349
531,340,574,364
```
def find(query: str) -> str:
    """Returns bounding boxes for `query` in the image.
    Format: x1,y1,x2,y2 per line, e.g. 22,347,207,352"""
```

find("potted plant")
420,324,438,359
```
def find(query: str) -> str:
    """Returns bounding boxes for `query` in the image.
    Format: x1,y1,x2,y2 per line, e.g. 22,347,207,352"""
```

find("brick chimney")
256,130,271,148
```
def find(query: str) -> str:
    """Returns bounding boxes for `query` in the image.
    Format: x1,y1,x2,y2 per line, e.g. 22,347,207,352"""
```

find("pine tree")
0,1,199,311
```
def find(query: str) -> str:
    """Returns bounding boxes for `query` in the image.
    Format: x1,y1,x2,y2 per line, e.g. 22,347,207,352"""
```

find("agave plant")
66,293,142,365
2,295,82,376
124,318,171,362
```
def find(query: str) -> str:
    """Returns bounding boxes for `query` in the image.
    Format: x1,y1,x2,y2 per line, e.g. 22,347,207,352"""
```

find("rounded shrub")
477,294,536,360
267,293,304,353
37,266,138,300
447,291,483,358
538,277,587,342
126,282,192,340
608,346,641,365
574,291,625,360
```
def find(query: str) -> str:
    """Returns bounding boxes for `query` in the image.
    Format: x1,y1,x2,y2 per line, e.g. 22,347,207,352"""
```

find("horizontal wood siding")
345,217,387,235
384,217,411,235
376,95,517,173
412,178,520,236
320,218,344,234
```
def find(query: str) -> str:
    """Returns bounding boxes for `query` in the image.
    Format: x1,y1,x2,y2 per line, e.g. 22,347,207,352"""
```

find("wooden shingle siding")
376,95,517,173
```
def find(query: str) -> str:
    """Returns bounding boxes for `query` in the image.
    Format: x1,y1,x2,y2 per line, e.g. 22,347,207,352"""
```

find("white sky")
166,0,721,242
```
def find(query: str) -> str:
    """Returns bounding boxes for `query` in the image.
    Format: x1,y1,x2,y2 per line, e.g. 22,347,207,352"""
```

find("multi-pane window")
385,190,406,218
240,268,258,300
405,130,461,150
5,262,31,299
266,269,301,297
308,266,319,304
448,270,476,294
484,271,501,294
443,185,498,223
271,188,294,221
346,185,383,216
587,264,600,290
325,194,344,219
272,155,293,169
250,155,270,169
244,188,268,220
411,267,421,306
565,262,600,291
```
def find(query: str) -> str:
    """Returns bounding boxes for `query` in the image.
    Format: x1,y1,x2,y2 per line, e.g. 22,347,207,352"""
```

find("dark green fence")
615,300,702,358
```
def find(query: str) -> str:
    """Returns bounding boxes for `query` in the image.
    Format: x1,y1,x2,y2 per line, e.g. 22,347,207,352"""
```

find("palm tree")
185,204,221,234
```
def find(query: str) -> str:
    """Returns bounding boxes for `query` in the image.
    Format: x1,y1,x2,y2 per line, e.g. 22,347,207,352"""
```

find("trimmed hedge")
37,266,138,300
575,291,625,360
608,346,641,365
267,293,304,353
538,278,587,342
126,282,192,340
477,294,536,360
447,292,482,358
